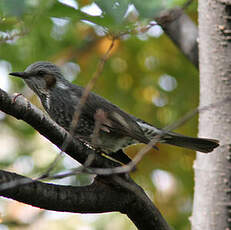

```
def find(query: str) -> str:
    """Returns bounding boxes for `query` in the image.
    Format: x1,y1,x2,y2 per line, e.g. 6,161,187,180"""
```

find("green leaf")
95,0,130,24
131,0,163,18
47,1,132,32
47,1,108,27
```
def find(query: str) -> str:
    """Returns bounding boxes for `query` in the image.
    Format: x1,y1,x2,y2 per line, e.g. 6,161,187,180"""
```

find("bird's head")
9,61,67,97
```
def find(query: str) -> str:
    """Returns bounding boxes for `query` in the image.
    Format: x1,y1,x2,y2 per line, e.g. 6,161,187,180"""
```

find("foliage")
0,0,198,229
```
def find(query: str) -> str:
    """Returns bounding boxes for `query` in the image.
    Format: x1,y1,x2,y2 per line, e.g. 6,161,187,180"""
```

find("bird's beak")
9,72,30,79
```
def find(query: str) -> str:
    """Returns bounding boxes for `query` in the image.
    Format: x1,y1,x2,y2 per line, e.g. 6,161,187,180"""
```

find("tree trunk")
192,1,231,229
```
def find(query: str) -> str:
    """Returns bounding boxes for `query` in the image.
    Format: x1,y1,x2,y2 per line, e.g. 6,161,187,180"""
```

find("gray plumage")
10,61,219,164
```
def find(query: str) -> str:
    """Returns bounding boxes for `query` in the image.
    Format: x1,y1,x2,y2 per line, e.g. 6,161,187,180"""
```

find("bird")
10,61,219,164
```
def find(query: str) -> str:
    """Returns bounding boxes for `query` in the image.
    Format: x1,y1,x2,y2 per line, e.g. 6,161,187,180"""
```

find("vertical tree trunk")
192,1,231,229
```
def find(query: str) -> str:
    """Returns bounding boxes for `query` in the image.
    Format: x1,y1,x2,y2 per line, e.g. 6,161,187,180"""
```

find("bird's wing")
79,90,149,144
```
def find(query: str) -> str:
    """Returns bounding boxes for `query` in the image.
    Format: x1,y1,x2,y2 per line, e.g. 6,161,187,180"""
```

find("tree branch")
156,8,199,68
0,170,171,230
0,170,125,213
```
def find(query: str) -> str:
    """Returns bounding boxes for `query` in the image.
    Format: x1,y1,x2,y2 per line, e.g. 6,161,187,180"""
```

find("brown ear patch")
44,74,56,89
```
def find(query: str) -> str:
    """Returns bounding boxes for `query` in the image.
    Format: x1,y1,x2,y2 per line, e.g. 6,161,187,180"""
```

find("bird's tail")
161,132,219,153
137,121,219,153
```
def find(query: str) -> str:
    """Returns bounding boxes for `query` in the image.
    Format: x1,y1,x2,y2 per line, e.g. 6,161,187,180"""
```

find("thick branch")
0,170,128,213
113,176,171,230
156,8,199,68
0,170,171,230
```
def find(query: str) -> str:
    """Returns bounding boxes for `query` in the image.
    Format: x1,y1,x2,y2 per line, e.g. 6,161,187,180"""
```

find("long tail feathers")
137,121,219,153
162,132,219,153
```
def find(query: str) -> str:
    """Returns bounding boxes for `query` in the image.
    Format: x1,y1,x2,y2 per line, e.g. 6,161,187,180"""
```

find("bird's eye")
37,70,45,76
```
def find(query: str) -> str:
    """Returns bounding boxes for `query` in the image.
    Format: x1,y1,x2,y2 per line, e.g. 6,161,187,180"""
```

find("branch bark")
0,170,127,213
156,8,199,68
0,88,171,230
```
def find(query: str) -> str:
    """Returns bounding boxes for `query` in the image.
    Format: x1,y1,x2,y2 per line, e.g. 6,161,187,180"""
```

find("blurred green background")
0,0,198,229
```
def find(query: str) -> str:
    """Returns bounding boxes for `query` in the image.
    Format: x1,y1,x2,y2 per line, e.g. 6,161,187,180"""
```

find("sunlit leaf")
47,1,108,27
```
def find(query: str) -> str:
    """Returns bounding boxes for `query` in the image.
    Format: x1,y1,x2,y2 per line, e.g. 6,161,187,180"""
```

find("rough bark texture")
192,1,231,229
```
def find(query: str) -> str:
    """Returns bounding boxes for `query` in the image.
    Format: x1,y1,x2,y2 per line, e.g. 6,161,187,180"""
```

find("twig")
91,109,108,147
38,37,116,179
164,96,231,131
68,37,116,138
37,152,64,180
